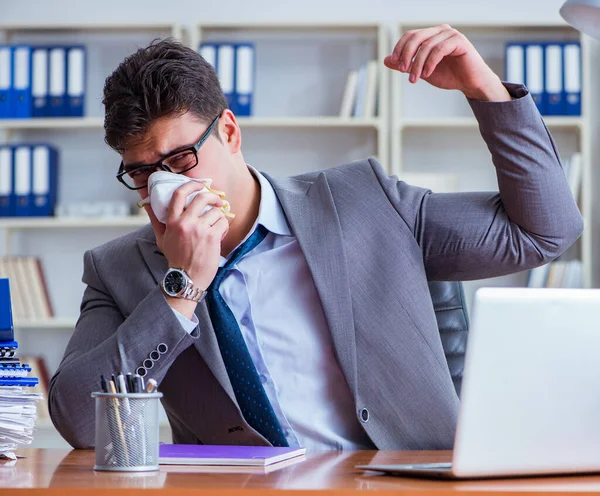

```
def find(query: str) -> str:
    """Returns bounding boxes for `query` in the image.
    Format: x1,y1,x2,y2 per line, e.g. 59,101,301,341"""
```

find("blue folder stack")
199,42,255,116
0,278,42,460
0,44,86,119
505,41,582,116
0,144,59,218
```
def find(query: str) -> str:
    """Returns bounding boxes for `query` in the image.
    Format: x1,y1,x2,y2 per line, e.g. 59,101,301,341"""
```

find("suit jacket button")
360,408,369,422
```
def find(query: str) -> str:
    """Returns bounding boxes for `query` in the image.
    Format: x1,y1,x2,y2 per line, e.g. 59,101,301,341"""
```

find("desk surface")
4,448,600,495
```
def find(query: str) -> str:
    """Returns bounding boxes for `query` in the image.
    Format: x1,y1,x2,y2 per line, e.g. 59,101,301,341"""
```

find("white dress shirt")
171,166,372,451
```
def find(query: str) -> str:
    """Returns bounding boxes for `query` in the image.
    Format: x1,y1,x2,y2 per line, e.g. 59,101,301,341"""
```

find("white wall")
0,0,570,25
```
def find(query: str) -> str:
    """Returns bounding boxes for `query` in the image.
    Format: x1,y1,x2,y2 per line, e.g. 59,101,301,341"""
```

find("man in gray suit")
49,25,582,450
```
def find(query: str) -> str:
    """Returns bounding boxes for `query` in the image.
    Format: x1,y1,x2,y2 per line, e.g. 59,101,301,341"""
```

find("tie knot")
209,224,269,291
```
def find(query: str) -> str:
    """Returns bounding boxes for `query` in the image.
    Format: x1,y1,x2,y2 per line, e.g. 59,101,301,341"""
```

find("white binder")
506,44,524,85
49,47,66,116
14,146,31,216
545,44,563,115
32,48,49,117
200,43,217,69
525,44,544,113
217,44,235,111
235,44,254,116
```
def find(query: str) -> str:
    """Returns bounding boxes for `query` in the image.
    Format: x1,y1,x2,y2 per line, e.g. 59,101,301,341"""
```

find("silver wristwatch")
161,268,206,302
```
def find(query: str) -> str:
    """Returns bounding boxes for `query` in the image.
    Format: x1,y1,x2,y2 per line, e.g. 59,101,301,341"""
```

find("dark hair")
103,38,227,154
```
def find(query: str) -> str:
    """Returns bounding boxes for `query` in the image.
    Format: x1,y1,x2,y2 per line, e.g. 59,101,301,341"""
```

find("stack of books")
0,257,53,321
0,278,42,460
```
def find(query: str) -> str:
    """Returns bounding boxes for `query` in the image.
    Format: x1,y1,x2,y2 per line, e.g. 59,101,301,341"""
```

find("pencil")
108,379,130,466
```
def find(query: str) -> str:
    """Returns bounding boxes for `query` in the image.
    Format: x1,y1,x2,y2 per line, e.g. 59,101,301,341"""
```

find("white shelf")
400,20,576,30
0,117,104,130
15,318,77,330
0,216,148,229
197,21,381,31
0,117,383,131
237,116,382,129
0,22,180,33
400,116,584,130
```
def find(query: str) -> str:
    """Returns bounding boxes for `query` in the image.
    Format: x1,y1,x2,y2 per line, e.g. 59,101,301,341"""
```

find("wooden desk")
4,448,600,495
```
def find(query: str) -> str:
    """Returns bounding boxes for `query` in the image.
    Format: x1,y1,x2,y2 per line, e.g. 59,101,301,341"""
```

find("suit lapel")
136,233,237,405
265,173,358,399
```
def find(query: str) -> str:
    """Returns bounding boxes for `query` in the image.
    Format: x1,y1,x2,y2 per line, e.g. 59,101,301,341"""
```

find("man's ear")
219,109,242,154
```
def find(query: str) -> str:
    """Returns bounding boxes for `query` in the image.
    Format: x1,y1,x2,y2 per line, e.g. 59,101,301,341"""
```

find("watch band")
180,281,206,302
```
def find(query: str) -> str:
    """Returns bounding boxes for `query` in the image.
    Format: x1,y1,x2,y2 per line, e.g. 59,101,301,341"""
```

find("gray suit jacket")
49,83,583,449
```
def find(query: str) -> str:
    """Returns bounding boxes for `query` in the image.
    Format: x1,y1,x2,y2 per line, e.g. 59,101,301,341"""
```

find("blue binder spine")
234,43,255,117
563,42,581,116
217,43,236,112
0,46,12,119
49,46,67,117
0,364,31,378
0,146,12,217
66,45,86,117
31,144,58,217
11,45,32,118
0,278,14,343
0,377,38,387
525,43,546,115
0,342,18,356
31,47,49,118
544,43,564,116
13,145,32,216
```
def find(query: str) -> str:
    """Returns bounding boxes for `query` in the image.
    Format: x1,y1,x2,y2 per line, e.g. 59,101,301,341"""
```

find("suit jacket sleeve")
375,83,583,281
48,248,199,449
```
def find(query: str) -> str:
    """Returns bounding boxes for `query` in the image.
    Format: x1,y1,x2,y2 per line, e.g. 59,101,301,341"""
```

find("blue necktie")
206,224,289,447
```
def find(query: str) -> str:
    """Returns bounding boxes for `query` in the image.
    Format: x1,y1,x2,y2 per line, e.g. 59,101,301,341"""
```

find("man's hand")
147,181,229,294
384,24,511,102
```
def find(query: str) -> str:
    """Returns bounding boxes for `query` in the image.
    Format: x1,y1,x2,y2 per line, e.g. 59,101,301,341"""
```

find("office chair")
428,281,469,396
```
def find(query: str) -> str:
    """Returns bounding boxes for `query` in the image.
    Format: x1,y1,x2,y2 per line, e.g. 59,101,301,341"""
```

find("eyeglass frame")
116,114,221,191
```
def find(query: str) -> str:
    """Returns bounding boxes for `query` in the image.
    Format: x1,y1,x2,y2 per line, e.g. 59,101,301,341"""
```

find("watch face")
164,270,186,295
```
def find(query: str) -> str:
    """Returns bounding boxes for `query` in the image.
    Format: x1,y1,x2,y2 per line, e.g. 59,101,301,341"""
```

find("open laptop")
357,287,600,479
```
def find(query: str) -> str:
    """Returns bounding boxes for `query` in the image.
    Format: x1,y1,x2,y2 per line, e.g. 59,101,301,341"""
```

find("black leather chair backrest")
427,281,469,396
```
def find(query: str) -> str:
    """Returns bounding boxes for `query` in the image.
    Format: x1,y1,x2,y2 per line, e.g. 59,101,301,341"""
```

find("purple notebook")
158,444,307,467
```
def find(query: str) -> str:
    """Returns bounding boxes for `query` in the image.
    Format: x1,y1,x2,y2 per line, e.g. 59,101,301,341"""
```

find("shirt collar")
248,164,292,237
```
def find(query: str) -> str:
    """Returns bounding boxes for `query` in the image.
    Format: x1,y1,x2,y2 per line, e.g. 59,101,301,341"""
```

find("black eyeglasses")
116,115,221,190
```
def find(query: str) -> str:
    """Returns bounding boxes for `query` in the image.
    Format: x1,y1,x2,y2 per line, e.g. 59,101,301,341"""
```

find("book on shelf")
0,257,53,321
563,152,582,205
339,60,378,119
339,70,358,118
527,260,582,288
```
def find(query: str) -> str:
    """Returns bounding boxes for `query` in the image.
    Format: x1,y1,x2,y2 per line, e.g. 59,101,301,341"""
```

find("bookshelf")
193,22,390,174
390,21,595,302
0,22,182,449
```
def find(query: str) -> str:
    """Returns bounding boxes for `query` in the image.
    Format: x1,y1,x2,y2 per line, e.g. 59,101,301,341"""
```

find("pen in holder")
92,391,163,472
